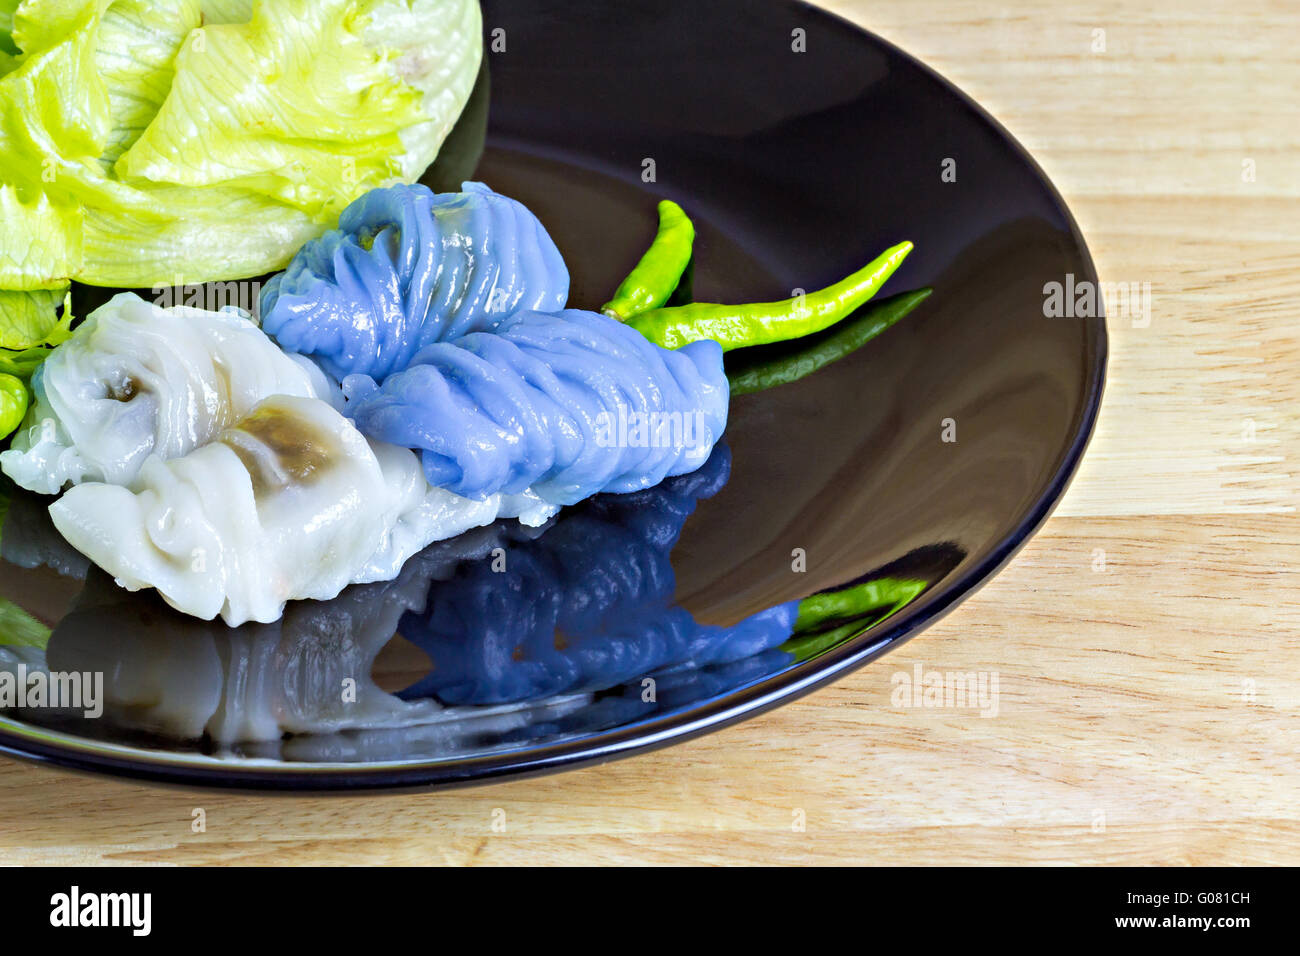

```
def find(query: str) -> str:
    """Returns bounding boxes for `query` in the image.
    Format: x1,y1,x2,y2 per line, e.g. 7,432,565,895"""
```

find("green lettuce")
0,2,19,74
0,287,72,438
0,0,482,343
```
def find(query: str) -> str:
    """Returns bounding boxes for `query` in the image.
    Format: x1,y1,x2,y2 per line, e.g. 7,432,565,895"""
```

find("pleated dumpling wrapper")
49,395,556,625
345,309,730,506
0,293,329,495
259,182,570,383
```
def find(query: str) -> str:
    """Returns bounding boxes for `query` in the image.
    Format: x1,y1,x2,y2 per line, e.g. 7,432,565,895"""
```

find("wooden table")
1,0,1295,866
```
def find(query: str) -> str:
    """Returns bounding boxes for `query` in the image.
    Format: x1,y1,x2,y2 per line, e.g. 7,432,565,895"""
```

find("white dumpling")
49,394,558,625
50,395,394,624
0,292,328,495
356,440,557,586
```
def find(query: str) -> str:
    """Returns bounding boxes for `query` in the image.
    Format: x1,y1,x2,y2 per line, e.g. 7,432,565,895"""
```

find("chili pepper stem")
628,240,914,351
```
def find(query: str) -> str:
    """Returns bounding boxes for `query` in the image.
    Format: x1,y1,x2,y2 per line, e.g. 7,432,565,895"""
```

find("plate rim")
0,1,1107,792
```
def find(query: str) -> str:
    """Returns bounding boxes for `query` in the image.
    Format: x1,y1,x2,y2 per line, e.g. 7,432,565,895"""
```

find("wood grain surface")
1,0,1296,866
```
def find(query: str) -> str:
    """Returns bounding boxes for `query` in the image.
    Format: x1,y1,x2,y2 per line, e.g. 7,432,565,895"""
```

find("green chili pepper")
794,576,929,633
782,577,929,663
601,200,695,320
728,288,931,396
0,373,28,440
628,240,913,352
665,253,695,309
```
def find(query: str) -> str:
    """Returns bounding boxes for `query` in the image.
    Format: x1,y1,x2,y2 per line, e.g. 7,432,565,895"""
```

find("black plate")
0,0,1104,790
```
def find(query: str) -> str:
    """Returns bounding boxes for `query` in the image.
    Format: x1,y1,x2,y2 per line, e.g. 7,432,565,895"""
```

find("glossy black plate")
0,0,1104,790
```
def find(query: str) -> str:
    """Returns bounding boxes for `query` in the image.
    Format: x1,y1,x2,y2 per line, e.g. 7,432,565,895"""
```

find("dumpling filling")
0,293,329,494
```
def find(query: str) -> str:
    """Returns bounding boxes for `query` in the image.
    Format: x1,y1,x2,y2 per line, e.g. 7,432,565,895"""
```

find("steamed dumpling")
50,395,390,623
260,182,571,383
345,309,730,505
356,438,556,586
0,293,328,495
48,394,557,625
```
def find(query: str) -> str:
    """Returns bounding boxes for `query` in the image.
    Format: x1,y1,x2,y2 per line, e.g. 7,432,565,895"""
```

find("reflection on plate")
2,446,960,764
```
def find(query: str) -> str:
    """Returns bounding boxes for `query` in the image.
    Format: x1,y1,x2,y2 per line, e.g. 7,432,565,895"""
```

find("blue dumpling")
260,182,570,382
344,309,730,505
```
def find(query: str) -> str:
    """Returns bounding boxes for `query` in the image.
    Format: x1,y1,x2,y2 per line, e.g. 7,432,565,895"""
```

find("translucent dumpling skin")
259,182,571,383
49,395,394,624
344,309,730,505
0,293,327,495
47,394,558,625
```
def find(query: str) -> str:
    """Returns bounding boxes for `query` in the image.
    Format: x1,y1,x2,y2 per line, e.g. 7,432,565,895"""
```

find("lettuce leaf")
0,0,481,309
0,286,72,437
0,186,83,296
0,288,71,352
200,1,254,25
0,0,20,69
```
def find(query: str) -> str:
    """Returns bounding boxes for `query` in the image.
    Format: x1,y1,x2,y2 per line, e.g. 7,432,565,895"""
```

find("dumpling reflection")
42,529,505,744
11,442,954,760
398,444,801,706
0,479,89,580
